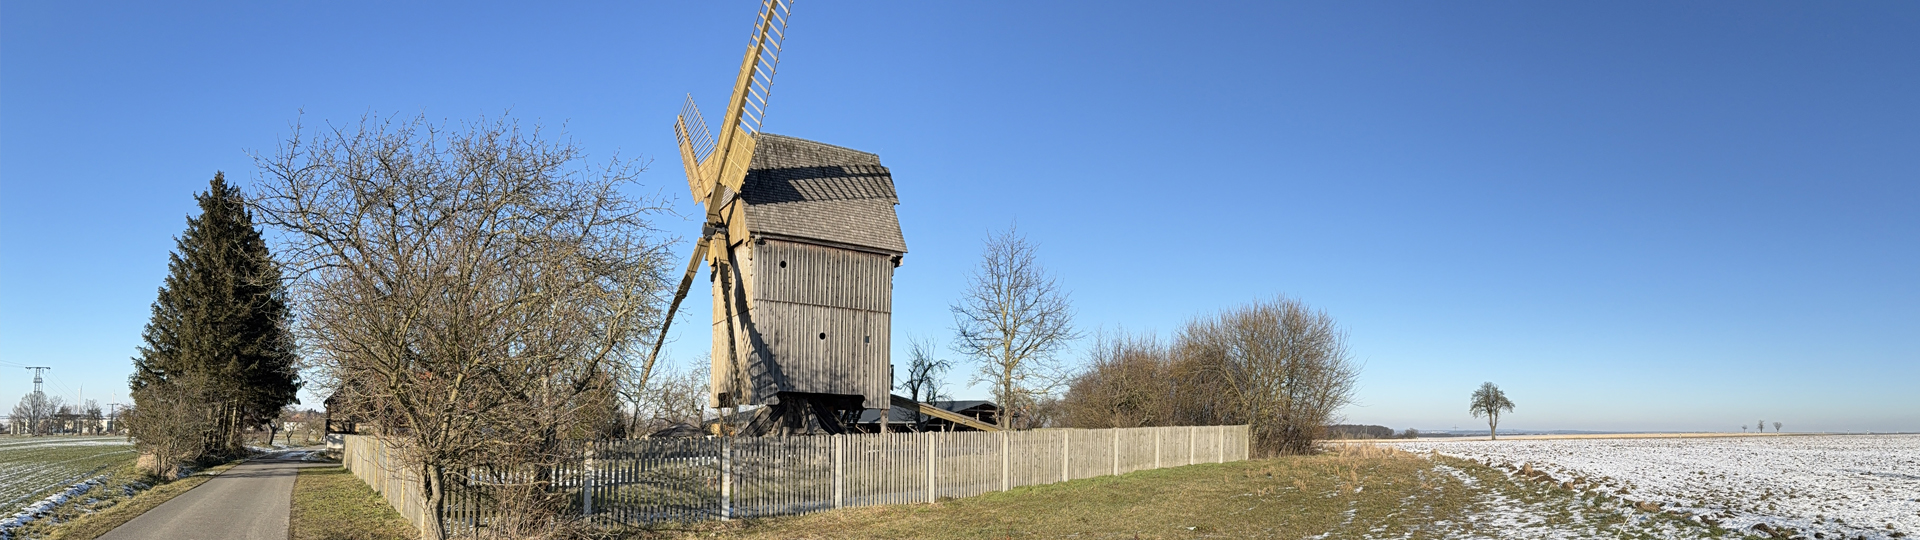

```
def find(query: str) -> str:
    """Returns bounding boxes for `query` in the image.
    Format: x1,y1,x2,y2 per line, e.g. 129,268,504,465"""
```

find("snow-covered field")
0,437,136,517
1392,434,1920,540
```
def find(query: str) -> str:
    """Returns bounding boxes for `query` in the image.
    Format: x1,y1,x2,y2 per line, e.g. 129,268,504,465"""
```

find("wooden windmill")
644,0,910,435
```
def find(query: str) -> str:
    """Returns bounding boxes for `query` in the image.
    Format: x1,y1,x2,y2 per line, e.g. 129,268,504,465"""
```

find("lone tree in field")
128,173,301,473
1757,420,1765,433
1469,382,1515,440
898,337,953,430
951,227,1079,429
1773,421,1781,432
252,115,670,540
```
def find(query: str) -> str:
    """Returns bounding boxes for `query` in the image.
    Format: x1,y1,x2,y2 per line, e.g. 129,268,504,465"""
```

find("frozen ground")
0,437,136,517
1392,434,1920,540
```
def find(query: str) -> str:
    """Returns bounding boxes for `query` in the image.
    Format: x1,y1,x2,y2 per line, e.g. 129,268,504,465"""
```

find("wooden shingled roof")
739,134,908,255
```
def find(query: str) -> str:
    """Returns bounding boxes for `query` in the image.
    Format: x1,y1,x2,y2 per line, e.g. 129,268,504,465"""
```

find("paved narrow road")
98,454,326,540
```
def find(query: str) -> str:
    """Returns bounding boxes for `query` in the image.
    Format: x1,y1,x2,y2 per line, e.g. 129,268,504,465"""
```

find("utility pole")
25,367,51,396
23,367,51,435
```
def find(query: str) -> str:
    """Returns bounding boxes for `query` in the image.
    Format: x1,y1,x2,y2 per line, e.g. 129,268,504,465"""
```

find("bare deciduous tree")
1064,332,1169,429
124,374,214,477
252,114,671,540
898,337,952,430
950,227,1078,429
1469,382,1515,440
1773,421,1781,433
623,360,710,435
1183,298,1359,455
9,392,61,436
1062,298,1360,456
1757,420,1765,433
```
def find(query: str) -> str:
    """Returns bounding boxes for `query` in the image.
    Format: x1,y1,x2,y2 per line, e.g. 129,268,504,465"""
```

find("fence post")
582,442,595,517
925,432,936,504
1061,430,1070,483
1111,429,1119,476
1000,431,1010,492
721,438,733,521
1217,425,1225,463
1154,428,1162,470
1188,426,1195,466
833,435,844,508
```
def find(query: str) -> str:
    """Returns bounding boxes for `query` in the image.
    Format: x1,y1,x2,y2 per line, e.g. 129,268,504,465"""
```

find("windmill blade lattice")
739,0,792,136
678,95,717,164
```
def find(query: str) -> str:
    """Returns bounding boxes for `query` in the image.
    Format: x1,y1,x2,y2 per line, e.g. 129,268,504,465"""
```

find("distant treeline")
1325,424,1464,439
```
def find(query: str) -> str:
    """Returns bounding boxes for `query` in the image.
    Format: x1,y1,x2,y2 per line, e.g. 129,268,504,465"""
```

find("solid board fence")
342,425,1249,531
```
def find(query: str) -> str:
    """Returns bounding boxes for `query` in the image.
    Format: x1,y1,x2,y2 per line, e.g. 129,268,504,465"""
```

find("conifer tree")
129,173,299,466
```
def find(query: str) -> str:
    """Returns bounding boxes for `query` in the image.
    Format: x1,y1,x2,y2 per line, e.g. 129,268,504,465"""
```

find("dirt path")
96,454,325,540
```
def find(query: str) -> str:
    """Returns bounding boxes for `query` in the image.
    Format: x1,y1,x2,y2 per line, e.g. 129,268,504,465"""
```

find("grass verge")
289,466,417,540
35,459,248,540
640,444,1751,540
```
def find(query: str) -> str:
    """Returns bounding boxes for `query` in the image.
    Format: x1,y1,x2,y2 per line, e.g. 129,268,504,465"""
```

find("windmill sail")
676,96,718,199
652,0,796,400
737,0,791,136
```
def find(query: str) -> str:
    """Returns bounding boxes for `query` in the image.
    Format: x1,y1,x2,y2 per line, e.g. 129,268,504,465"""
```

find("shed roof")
740,134,907,254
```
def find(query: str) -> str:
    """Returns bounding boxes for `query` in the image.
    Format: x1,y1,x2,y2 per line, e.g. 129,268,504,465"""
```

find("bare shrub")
1179,297,1358,456
123,374,215,478
1064,297,1359,456
1064,332,1170,428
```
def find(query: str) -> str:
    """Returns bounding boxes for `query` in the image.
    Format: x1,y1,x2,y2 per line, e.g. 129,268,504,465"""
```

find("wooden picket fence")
342,425,1249,530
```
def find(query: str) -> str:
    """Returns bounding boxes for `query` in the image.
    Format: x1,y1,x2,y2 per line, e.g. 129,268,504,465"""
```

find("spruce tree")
130,172,299,462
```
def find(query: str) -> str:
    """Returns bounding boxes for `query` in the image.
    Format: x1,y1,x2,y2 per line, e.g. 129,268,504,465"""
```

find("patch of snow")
1392,434,1920,540
0,475,105,540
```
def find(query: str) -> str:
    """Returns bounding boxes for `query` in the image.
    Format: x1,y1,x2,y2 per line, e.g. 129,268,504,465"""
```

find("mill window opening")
779,260,787,268
818,332,827,340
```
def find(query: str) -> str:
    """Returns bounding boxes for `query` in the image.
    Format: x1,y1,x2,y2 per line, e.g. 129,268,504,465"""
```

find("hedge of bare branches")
1064,297,1358,456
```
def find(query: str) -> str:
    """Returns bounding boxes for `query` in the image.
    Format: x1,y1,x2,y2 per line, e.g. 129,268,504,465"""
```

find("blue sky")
3,2,1914,433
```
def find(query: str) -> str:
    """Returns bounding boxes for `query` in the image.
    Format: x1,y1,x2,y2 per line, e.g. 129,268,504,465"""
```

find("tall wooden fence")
341,435,433,526
342,425,1249,530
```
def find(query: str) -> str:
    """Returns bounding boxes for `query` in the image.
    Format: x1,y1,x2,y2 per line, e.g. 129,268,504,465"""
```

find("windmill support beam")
889,394,1003,432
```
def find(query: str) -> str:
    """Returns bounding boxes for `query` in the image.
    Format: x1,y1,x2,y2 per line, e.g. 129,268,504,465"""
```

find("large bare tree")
9,392,61,436
252,114,670,539
1469,382,1515,440
950,227,1079,429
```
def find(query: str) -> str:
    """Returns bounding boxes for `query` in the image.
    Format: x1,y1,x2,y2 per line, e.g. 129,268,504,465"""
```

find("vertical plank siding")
341,425,1251,530
710,239,896,407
